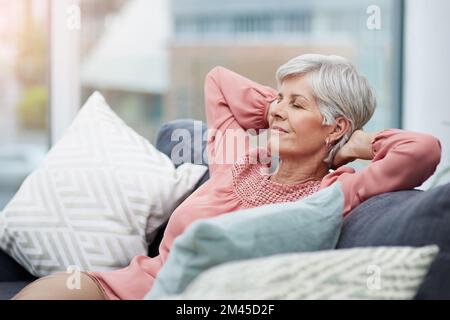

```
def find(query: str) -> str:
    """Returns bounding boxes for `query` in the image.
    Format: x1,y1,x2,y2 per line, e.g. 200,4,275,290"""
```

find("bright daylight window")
0,0,49,209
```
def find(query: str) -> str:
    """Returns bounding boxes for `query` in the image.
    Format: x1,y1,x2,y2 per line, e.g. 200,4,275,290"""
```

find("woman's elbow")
205,66,223,83
416,134,442,173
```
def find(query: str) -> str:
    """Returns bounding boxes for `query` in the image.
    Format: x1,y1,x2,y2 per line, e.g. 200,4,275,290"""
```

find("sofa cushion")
337,183,450,299
0,282,31,300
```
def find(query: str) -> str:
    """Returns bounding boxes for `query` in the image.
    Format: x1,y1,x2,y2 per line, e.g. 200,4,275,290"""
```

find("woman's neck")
269,156,329,185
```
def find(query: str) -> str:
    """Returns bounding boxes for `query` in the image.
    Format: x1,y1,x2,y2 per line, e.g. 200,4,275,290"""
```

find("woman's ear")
329,117,350,143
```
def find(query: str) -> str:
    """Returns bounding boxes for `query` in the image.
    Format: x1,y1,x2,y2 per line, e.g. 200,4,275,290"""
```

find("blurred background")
0,0,449,210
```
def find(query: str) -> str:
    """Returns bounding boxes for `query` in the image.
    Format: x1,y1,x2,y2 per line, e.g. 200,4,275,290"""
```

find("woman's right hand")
332,130,376,169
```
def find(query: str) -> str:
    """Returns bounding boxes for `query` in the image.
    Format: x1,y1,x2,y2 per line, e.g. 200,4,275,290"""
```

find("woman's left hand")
332,130,376,169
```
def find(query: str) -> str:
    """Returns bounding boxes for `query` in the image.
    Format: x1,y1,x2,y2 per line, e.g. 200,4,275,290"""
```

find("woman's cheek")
268,134,281,156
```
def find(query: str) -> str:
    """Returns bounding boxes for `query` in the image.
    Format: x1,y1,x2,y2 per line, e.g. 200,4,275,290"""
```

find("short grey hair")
276,54,376,168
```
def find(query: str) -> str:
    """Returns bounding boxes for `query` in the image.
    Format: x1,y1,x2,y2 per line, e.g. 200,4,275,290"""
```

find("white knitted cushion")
168,246,438,300
0,92,207,277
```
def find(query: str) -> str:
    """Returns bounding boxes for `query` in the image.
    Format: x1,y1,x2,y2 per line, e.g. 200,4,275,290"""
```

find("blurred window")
0,0,403,209
0,0,49,210
79,0,403,146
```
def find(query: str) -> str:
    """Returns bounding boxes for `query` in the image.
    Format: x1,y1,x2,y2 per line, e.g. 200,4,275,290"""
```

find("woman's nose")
271,101,286,120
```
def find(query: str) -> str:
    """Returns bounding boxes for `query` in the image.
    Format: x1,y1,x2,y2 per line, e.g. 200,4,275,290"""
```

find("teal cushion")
145,182,345,299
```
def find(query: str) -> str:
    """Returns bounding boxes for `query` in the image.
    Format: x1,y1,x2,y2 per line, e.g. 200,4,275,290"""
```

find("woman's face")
268,75,329,160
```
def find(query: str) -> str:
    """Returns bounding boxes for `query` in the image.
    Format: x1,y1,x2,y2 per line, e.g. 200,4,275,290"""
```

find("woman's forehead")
279,76,314,101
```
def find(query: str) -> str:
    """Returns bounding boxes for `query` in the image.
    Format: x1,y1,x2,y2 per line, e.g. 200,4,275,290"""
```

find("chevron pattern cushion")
168,246,439,300
0,92,207,277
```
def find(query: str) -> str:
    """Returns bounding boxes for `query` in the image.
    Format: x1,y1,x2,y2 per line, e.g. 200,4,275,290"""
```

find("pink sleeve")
320,129,442,217
204,66,278,175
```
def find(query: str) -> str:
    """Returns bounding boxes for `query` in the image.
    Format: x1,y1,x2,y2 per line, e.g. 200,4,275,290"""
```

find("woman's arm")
204,66,278,175
321,129,442,216
332,130,377,168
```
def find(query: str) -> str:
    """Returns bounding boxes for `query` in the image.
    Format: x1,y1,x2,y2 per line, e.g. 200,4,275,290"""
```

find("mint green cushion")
145,182,345,299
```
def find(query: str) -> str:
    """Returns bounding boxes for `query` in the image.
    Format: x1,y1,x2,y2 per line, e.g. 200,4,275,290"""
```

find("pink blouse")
89,66,442,300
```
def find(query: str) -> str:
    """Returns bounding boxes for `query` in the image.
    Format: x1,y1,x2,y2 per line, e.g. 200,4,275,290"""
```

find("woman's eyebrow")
277,93,311,103
291,94,310,102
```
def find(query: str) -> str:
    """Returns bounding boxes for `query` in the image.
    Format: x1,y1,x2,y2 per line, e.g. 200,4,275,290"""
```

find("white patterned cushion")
0,92,207,277
167,246,438,300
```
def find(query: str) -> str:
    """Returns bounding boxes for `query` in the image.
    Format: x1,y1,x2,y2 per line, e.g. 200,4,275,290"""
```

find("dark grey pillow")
149,119,210,257
337,183,450,299
155,119,209,188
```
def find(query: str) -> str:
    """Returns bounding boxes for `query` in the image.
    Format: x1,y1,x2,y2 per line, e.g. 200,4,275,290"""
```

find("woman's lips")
271,126,289,134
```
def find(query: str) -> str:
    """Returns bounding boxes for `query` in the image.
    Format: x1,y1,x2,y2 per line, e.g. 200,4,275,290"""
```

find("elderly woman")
14,54,441,300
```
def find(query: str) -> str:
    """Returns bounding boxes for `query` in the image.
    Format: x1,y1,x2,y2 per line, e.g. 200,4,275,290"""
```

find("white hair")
276,54,376,168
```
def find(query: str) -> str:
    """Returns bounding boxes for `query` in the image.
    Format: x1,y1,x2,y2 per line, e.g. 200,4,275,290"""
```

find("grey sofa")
1,119,449,300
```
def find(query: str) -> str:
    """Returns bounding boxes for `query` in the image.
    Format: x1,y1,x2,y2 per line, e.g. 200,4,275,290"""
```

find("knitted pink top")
232,149,322,208
89,66,441,300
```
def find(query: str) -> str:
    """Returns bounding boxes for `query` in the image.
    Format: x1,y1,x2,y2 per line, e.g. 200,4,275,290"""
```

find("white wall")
403,0,450,188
